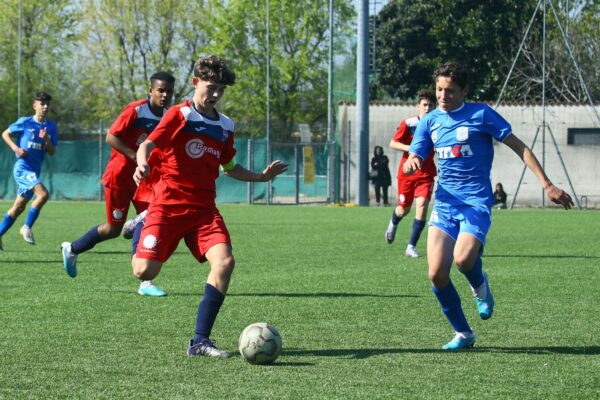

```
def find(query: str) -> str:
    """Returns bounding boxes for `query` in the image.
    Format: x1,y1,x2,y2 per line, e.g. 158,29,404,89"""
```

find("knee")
213,255,235,277
428,272,448,288
454,252,473,271
132,259,160,281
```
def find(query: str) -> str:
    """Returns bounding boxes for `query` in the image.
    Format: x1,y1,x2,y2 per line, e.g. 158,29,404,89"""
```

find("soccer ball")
238,322,282,365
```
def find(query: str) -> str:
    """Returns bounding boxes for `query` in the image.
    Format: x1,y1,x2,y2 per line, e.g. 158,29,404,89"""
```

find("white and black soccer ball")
238,322,282,365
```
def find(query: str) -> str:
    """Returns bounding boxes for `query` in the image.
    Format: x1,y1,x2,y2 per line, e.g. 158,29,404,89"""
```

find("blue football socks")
0,214,15,236
391,210,402,225
193,283,225,344
71,226,103,255
432,281,472,334
408,218,426,247
24,207,40,228
131,221,144,257
462,256,484,290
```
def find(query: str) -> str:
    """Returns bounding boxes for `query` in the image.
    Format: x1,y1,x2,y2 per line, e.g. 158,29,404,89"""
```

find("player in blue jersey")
404,63,573,351
0,92,58,251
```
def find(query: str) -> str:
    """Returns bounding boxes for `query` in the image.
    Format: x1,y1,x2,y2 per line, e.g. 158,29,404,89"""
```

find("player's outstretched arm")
402,153,423,176
503,134,574,210
134,139,156,186
224,160,288,182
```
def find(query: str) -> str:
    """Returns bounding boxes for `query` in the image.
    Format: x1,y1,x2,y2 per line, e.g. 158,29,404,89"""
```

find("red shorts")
135,203,231,263
104,184,146,225
396,177,434,208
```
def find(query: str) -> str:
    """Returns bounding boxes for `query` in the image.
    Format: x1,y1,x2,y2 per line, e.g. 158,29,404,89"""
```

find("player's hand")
133,163,151,186
261,160,288,181
15,148,27,158
402,156,422,175
546,185,574,210
39,128,48,142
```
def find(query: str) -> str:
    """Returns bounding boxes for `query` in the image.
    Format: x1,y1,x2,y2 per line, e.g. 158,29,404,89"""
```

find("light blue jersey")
8,116,58,197
410,103,512,208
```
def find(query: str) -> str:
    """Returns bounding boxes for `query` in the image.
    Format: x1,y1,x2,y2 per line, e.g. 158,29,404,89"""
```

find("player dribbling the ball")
132,55,288,358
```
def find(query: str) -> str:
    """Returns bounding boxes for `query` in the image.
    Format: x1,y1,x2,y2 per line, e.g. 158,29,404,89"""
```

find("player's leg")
19,183,50,245
405,179,434,257
454,207,494,320
386,178,414,244
129,212,166,297
428,208,475,351
0,195,29,251
185,209,233,358
186,243,234,359
61,186,129,277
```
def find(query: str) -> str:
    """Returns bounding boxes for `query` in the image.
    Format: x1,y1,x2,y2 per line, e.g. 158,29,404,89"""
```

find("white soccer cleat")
122,210,148,239
405,244,419,258
385,221,397,244
19,225,35,245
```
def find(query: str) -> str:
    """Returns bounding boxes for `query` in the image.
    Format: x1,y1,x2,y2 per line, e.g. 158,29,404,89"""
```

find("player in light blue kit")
404,63,573,351
0,92,58,250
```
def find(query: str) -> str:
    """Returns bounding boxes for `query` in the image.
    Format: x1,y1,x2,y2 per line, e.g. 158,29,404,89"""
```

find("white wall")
338,103,600,208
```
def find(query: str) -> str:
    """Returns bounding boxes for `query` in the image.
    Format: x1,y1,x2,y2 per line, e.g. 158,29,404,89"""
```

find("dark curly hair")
433,63,469,89
193,55,236,86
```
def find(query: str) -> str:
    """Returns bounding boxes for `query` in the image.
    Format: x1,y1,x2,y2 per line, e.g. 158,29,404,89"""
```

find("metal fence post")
294,143,300,204
247,138,254,204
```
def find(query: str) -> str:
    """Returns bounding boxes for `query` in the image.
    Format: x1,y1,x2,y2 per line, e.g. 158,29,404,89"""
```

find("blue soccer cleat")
474,272,494,320
137,280,167,297
187,339,231,358
61,242,77,278
442,333,476,351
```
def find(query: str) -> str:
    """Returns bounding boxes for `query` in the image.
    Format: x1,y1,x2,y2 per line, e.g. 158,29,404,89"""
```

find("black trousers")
374,183,389,205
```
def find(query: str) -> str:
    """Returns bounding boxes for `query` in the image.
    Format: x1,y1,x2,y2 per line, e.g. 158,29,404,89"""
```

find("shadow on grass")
485,254,600,260
228,292,420,299
474,346,600,355
283,345,600,359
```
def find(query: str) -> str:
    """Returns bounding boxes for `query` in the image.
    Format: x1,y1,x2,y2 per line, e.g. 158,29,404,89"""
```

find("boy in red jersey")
132,55,288,358
385,90,436,258
61,72,175,297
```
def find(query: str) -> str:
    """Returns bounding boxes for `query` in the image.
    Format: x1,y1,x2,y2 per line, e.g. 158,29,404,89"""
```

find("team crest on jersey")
142,234,158,250
112,209,124,221
456,127,469,141
136,133,148,146
185,138,221,159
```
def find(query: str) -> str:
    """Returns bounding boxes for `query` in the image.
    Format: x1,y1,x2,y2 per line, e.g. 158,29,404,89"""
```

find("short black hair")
193,55,236,86
150,71,175,86
34,92,52,102
417,90,435,104
433,63,470,89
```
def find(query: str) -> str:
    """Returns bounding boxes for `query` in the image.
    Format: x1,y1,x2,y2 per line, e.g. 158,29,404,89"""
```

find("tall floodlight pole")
542,0,547,207
327,0,335,202
356,0,369,206
17,0,22,117
266,0,272,204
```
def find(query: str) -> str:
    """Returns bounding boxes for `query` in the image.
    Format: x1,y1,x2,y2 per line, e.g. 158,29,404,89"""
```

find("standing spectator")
0,92,58,250
493,183,507,209
370,145,392,206
385,90,436,257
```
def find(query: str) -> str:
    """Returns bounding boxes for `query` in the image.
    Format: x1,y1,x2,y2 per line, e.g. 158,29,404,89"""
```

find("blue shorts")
429,202,492,246
13,164,42,201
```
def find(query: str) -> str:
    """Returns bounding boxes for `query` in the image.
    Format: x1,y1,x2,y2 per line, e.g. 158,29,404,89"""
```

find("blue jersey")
409,103,512,208
8,116,59,174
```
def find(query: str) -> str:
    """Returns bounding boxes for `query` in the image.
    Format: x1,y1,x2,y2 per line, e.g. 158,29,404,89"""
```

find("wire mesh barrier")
0,137,335,205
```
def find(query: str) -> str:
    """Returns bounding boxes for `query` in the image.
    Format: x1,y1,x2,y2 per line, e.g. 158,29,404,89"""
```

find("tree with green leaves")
204,0,355,141
0,0,79,132
375,0,538,101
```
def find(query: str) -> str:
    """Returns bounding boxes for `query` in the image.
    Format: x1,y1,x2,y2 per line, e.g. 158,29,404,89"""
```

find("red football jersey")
147,99,236,207
392,116,436,180
102,98,166,189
